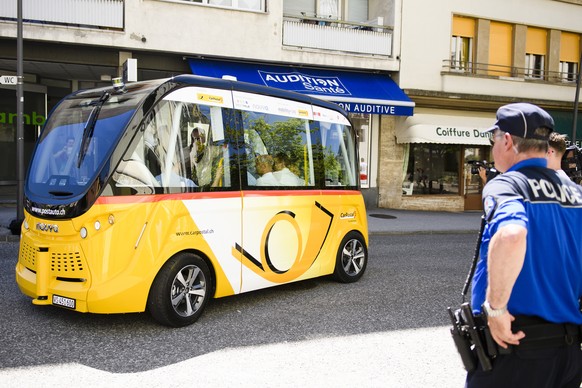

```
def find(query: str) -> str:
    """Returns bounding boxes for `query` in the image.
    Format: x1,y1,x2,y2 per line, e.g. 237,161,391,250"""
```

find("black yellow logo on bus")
232,202,333,283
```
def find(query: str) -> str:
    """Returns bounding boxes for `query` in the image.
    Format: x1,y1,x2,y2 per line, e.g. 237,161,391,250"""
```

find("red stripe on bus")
95,191,243,205
95,189,361,205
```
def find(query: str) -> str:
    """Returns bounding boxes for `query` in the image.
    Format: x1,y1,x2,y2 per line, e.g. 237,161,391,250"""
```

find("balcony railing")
442,59,578,84
283,14,393,57
0,0,124,30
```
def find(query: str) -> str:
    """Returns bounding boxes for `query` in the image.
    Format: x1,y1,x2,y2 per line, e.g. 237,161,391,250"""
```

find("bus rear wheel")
148,253,212,327
333,231,367,283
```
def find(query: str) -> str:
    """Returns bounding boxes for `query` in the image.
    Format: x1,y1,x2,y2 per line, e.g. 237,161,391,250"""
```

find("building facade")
0,0,581,211
394,0,582,211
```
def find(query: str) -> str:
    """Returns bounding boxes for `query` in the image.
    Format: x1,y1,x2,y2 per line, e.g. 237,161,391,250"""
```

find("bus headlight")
108,214,115,225
94,221,101,231
80,227,88,239
23,219,29,230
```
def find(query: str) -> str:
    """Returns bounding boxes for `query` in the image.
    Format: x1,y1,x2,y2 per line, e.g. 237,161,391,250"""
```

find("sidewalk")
367,207,481,235
0,203,482,242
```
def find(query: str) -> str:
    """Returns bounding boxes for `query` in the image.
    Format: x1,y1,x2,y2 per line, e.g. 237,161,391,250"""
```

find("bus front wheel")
333,231,368,283
147,253,212,327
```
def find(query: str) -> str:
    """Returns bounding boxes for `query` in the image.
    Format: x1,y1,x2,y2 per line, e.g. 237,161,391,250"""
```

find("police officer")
467,103,582,387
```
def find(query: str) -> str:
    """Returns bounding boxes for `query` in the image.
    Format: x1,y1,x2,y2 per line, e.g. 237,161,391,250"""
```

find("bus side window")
188,105,231,189
241,110,312,189
144,124,161,177
320,122,357,187
114,158,161,195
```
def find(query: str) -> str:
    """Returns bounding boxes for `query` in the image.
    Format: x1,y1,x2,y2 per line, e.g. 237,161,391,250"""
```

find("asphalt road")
0,233,476,387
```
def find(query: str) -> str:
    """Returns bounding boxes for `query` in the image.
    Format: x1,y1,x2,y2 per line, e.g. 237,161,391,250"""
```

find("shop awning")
396,112,495,145
187,58,414,116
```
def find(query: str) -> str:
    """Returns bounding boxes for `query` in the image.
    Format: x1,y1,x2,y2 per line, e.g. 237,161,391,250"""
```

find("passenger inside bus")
189,126,224,187
273,153,303,186
255,154,279,186
189,127,206,165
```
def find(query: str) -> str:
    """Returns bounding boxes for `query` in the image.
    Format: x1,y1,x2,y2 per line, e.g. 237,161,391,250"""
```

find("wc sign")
0,75,18,85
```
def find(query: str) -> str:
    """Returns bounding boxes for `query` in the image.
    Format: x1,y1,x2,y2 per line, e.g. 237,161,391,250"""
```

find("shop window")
404,144,460,195
464,147,491,195
0,89,44,183
349,113,372,188
560,61,578,82
525,53,544,79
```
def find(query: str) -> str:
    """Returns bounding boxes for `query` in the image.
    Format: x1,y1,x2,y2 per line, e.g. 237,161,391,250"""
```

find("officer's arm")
485,223,527,348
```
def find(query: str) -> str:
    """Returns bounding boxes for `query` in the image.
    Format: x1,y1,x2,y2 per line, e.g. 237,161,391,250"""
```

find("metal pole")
572,50,582,146
16,0,24,223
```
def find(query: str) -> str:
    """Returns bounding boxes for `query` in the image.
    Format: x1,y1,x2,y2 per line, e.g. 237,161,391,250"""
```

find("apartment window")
525,54,544,79
347,0,368,22
560,32,581,82
284,0,337,19
284,0,367,21
182,0,265,11
525,27,547,80
451,36,473,72
560,61,578,82
318,0,338,19
284,0,313,17
451,16,475,72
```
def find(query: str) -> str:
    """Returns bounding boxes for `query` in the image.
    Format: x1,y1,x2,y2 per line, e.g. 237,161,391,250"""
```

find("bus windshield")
26,80,164,199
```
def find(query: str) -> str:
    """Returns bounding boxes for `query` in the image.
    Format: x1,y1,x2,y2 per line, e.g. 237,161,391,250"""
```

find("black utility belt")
506,317,582,352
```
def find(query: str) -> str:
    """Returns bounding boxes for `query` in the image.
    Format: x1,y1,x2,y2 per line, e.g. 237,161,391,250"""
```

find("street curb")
369,229,480,236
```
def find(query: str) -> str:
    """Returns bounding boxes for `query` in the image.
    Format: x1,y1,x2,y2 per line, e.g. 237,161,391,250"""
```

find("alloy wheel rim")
170,264,206,317
342,239,365,276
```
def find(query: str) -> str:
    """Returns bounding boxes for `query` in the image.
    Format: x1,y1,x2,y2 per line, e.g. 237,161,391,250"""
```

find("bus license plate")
52,295,76,309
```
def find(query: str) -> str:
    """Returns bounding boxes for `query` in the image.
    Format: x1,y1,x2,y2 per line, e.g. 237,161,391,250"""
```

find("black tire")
147,253,212,327
332,231,368,283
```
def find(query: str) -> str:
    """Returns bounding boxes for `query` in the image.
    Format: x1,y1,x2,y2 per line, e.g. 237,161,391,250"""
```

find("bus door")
108,86,245,295
165,87,244,295
233,91,325,292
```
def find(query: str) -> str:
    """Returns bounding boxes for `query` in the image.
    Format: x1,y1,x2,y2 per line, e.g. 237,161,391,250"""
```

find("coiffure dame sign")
398,124,491,145
427,125,490,145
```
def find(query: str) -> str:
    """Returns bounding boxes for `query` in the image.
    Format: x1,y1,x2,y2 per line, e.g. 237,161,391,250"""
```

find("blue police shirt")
472,158,582,324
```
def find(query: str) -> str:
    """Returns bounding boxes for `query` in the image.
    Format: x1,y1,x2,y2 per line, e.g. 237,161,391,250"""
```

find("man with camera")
546,131,570,180
466,103,582,387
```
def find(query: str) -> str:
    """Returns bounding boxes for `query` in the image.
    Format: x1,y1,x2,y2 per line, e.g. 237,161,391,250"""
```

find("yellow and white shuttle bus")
16,75,368,327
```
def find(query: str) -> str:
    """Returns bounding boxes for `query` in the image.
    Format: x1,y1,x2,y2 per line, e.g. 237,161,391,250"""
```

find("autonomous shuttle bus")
16,75,368,327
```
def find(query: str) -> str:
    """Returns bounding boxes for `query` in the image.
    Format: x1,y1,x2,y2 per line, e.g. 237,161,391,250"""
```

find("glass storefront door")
349,113,372,188
463,146,491,210
0,88,45,185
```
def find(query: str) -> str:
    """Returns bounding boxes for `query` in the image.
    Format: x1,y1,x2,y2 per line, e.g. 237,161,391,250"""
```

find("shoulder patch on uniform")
483,195,497,221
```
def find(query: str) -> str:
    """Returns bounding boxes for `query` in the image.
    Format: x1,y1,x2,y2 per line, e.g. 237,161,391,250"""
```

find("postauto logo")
36,222,59,233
